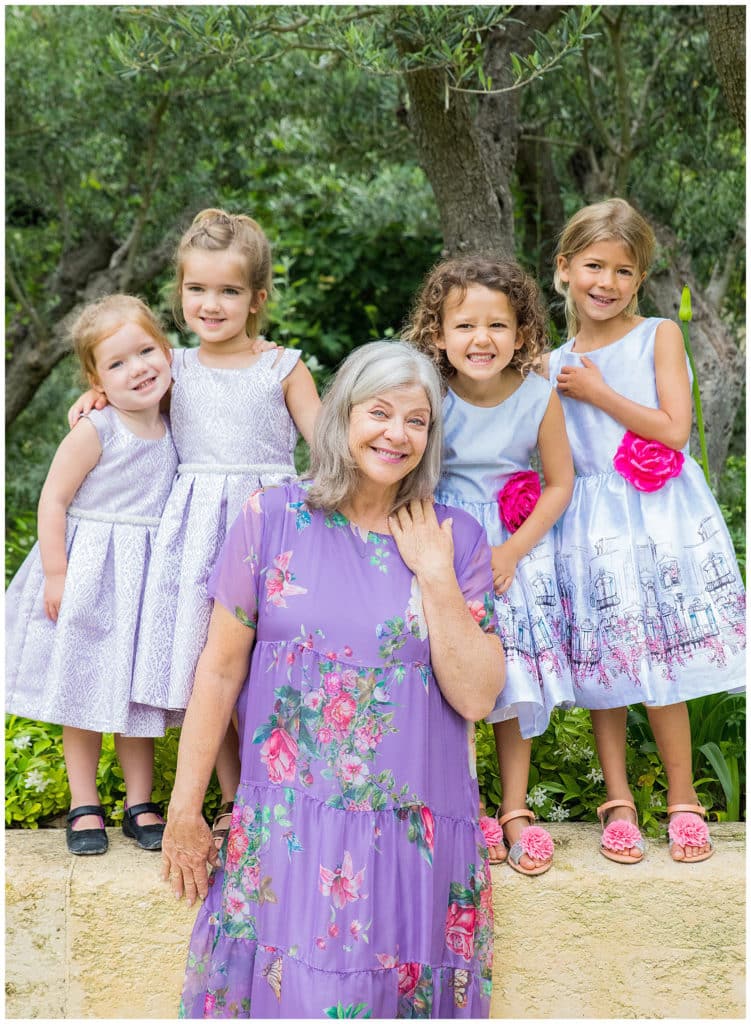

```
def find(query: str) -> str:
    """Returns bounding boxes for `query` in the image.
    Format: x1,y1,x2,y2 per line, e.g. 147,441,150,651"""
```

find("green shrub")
477,688,745,837
5,716,223,829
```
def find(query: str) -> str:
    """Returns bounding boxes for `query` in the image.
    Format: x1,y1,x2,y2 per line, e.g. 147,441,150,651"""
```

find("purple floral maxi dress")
179,482,496,1019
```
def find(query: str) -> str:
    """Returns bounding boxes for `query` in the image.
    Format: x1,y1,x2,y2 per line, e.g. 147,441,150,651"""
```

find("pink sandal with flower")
667,803,713,863
479,814,508,865
498,808,554,876
597,799,645,864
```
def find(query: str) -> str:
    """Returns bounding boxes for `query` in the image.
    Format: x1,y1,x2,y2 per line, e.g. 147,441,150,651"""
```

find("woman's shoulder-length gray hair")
305,339,444,514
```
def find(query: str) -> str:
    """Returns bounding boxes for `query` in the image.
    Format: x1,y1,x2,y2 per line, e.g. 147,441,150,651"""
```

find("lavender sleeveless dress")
178,482,495,1018
548,318,746,707
131,347,301,711
435,374,575,739
5,406,178,736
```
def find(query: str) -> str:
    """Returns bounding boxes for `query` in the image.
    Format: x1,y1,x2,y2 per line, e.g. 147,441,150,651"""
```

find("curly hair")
403,254,549,384
172,207,272,338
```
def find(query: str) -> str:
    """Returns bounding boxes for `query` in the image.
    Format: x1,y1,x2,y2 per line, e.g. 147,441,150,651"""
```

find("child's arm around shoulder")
491,388,574,594
556,319,691,450
281,357,321,445
37,418,103,621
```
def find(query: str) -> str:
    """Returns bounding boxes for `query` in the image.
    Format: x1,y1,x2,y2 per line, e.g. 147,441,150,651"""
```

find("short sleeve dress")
131,346,301,712
178,482,496,1019
5,406,178,736
435,373,575,739
548,318,746,707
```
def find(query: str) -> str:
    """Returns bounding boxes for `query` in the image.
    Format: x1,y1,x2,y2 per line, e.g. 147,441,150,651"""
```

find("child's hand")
43,573,66,622
491,542,519,595
250,336,281,355
556,356,607,403
67,389,106,429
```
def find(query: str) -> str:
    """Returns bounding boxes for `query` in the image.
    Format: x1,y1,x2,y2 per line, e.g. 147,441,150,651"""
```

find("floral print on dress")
263,551,307,607
444,846,493,994
178,483,496,1018
397,962,434,1018
319,850,367,908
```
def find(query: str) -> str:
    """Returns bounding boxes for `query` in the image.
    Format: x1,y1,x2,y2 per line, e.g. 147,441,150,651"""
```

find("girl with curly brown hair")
405,254,574,875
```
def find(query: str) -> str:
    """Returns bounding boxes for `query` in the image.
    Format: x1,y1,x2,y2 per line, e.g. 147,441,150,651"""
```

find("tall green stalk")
678,286,711,485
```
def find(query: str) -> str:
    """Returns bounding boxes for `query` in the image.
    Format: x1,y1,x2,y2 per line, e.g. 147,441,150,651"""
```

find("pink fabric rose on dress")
444,902,476,961
613,430,684,492
497,470,541,533
260,727,298,784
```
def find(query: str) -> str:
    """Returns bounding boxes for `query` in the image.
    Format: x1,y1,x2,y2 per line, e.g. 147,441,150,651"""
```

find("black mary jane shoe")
66,805,109,856
122,801,165,851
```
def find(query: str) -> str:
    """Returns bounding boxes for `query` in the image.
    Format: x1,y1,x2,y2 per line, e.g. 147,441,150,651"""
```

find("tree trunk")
705,6,746,134
397,6,566,256
397,60,507,255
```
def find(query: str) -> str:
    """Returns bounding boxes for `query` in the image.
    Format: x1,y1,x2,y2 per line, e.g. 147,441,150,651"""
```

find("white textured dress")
548,318,746,708
131,346,301,711
435,372,575,739
5,406,178,736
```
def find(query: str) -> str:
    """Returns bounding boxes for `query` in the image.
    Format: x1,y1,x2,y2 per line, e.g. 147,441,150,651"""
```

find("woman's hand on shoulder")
389,499,454,583
67,388,107,429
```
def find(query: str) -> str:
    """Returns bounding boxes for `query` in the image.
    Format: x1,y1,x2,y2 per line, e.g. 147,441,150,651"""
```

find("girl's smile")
181,250,264,353
92,323,171,415
438,284,522,400
557,239,644,328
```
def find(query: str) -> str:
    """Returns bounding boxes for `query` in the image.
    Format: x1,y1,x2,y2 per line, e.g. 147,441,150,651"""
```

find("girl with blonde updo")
70,209,321,842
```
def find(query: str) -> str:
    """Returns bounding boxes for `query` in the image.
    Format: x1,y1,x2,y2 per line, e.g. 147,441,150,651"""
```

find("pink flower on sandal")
479,816,504,847
601,819,643,852
668,812,710,848
519,825,554,861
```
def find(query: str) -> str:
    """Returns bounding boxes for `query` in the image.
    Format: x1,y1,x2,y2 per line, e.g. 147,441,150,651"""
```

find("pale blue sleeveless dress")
435,372,575,739
5,406,178,736
131,346,301,711
548,317,746,708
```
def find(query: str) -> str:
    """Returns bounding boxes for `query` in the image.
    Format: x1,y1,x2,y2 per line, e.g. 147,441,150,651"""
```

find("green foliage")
478,689,746,837
520,5,744,311
5,716,223,829
717,454,746,581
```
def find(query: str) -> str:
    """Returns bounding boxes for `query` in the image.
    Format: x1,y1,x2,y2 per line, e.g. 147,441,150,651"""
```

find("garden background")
5,5,745,835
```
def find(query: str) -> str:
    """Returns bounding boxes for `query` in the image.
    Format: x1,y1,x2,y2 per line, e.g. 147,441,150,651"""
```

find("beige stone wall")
5,822,745,1018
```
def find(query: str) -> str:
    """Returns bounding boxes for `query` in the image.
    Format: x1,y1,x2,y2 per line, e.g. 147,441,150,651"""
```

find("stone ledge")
4,822,745,1019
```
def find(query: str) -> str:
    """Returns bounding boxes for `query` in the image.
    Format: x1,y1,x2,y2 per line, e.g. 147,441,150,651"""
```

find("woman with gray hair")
162,340,504,1018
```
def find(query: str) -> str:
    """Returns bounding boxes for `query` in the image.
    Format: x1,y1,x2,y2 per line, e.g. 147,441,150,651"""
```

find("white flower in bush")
586,767,604,784
24,769,51,792
548,804,570,822
527,786,547,809
12,734,32,750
